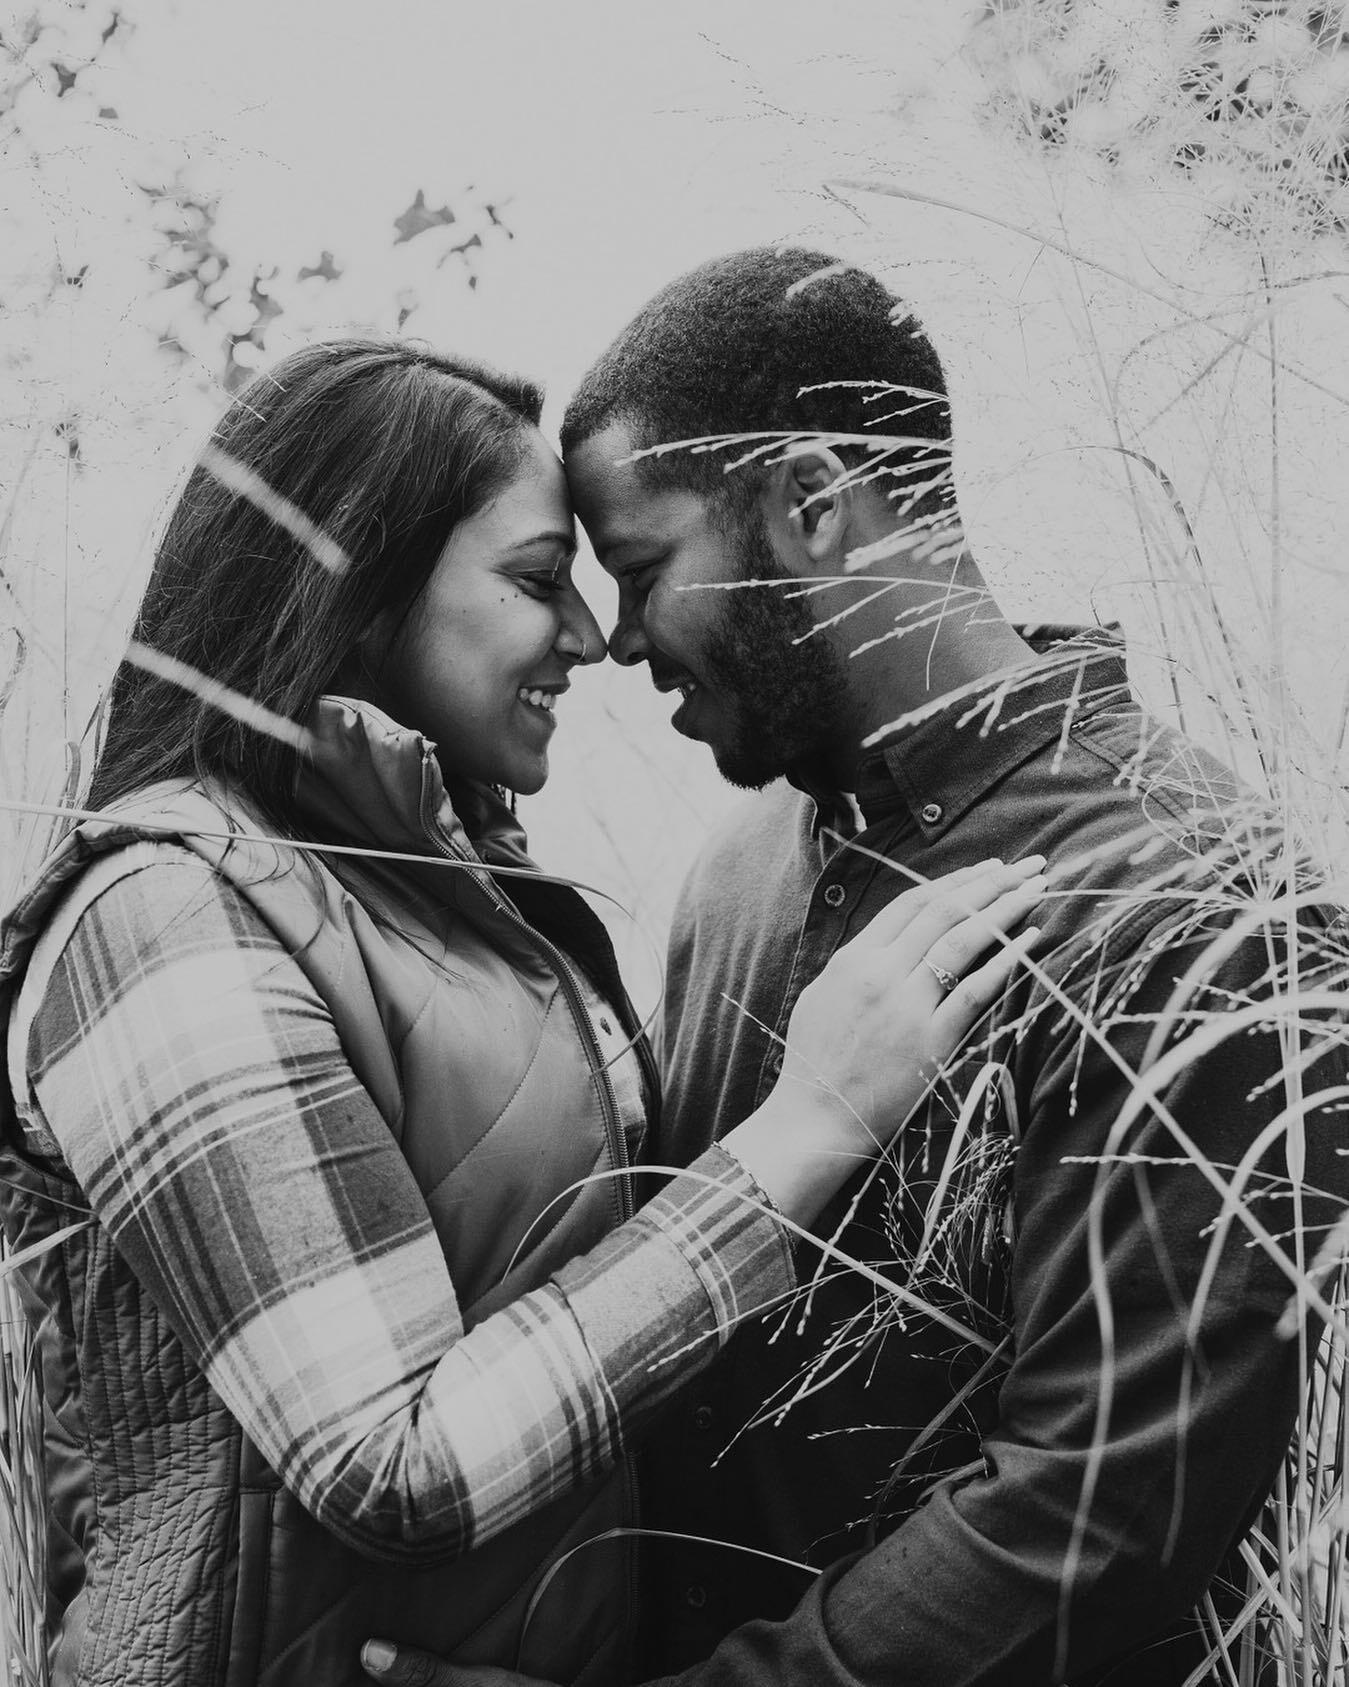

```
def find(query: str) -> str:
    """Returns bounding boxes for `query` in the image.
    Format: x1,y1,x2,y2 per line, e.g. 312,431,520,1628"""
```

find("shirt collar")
795,624,1132,839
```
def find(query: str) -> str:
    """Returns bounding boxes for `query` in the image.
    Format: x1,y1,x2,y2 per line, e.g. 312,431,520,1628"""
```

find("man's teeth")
519,689,555,711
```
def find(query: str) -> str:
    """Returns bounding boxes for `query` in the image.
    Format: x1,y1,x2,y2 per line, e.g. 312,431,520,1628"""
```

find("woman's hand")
720,856,1045,1227
362,1640,546,1686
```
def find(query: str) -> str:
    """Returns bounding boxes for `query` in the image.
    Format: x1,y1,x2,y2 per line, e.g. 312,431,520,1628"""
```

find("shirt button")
920,802,944,826
766,1047,784,1076
684,1584,708,1610
692,1404,715,1432
823,882,846,908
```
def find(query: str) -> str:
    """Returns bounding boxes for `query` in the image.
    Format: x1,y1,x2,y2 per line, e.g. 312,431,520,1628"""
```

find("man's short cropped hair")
560,247,952,515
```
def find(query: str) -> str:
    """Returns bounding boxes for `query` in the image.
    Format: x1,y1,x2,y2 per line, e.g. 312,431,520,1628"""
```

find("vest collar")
294,695,535,875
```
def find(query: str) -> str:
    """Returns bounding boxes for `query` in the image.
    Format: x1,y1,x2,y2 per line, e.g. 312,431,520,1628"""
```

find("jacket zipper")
419,787,635,1228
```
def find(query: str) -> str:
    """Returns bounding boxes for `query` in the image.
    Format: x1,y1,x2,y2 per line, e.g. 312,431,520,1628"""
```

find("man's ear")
762,445,851,574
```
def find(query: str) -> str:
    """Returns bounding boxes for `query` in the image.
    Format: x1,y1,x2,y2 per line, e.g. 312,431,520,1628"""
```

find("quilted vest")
0,698,655,1687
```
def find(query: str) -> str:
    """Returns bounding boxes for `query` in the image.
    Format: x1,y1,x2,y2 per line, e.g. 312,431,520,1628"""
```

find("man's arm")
628,913,1347,1685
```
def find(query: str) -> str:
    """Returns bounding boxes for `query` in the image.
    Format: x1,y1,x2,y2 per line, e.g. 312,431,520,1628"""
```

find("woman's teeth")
519,689,555,711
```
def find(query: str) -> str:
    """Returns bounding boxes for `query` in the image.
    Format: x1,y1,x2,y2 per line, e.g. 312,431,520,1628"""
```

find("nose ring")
579,636,588,662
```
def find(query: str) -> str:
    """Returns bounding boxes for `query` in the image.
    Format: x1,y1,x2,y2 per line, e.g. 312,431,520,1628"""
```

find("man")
364,249,1347,1685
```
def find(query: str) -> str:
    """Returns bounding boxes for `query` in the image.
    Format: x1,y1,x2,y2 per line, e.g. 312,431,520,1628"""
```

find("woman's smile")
517,683,566,717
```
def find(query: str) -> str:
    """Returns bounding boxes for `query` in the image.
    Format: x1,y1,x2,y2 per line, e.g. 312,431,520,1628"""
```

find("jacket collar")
0,699,542,999
293,697,641,1026
294,695,536,874
792,624,1132,839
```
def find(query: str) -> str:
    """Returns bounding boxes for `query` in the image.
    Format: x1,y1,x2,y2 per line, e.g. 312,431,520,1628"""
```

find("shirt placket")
752,826,895,1108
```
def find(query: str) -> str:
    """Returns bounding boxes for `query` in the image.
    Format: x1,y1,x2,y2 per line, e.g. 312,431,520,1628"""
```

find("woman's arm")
21,849,794,1566
23,845,1040,1566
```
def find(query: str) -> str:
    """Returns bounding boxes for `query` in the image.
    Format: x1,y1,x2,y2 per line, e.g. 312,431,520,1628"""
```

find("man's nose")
606,607,650,667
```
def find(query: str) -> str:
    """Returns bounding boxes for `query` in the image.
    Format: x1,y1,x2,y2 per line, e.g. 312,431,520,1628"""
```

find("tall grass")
839,4,1349,1676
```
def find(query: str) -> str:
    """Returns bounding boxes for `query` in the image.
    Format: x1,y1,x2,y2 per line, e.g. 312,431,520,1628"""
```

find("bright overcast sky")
117,0,977,394
8,0,1349,946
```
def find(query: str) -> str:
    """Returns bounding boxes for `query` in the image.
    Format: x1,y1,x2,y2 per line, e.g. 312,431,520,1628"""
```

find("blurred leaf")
436,229,482,269
297,249,341,281
392,188,457,244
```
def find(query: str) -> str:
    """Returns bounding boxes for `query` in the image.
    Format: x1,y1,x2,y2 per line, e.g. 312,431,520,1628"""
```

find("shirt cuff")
645,1142,798,1339
550,1144,798,1418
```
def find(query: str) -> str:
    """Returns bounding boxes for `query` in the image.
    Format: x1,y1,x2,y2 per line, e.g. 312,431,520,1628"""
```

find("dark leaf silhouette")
392,189,457,244
297,250,342,282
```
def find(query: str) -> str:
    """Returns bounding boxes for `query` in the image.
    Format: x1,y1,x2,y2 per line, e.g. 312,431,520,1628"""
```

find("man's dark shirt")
642,628,1348,1687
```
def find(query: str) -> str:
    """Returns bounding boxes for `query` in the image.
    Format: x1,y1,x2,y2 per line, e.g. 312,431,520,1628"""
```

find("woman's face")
371,428,605,795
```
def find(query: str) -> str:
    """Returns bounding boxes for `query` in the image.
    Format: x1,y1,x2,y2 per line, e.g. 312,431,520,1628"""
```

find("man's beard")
699,511,851,791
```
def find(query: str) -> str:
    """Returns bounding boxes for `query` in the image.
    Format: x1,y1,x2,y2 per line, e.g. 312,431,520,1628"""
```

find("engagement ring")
921,957,959,994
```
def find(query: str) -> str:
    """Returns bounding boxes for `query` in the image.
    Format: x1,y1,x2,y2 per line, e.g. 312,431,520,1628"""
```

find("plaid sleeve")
22,848,795,1564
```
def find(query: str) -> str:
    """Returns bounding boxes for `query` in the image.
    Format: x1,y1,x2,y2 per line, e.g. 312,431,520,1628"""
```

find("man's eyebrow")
596,538,657,567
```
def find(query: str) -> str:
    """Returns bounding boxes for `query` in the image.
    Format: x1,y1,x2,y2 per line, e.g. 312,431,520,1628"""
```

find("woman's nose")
558,590,607,665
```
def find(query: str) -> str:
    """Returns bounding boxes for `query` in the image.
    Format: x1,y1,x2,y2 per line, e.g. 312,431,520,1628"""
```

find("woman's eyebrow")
506,531,577,559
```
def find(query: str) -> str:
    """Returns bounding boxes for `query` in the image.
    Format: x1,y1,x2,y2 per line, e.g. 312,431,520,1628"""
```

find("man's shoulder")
1069,701,1243,818
1021,699,1332,1034
1057,699,1285,893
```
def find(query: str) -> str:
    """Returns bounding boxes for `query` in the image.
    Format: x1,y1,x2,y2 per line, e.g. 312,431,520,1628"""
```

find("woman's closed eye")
517,571,566,600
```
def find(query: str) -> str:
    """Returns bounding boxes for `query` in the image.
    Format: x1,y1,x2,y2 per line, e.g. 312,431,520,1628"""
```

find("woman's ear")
762,444,851,573
337,607,398,703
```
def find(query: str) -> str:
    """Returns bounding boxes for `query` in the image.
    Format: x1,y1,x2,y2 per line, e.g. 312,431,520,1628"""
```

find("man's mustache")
647,656,695,692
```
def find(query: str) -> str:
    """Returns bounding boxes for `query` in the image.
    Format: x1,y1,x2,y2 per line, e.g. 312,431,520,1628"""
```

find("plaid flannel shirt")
13,847,794,1558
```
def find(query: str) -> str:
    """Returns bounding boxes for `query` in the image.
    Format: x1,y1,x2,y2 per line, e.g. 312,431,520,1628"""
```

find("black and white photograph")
2,4,1349,1684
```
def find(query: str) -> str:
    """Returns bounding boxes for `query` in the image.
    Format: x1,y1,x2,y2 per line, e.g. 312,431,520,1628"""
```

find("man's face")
566,422,850,790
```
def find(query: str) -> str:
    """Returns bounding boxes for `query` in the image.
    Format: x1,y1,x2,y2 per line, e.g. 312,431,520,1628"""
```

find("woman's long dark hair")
88,339,543,831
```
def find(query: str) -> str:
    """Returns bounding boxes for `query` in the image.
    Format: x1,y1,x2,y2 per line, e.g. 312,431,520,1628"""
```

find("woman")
0,341,1042,1687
